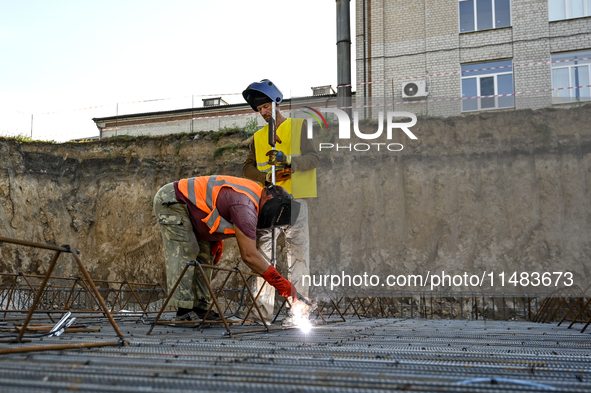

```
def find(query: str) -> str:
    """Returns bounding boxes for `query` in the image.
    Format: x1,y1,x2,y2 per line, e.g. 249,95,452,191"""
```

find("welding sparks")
292,301,313,333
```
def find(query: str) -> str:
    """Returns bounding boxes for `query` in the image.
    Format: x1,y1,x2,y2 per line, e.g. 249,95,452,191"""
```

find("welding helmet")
257,185,300,229
242,79,283,112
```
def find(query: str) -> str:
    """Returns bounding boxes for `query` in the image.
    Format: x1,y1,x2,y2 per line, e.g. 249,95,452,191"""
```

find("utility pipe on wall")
336,0,352,112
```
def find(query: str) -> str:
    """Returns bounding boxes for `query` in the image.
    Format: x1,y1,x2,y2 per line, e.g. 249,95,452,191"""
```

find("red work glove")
262,265,297,302
211,240,223,265
276,168,292,182
265,168,292,183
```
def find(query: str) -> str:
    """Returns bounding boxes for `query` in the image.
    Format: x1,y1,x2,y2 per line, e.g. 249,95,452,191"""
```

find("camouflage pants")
239,199,310,323
153,183,214,310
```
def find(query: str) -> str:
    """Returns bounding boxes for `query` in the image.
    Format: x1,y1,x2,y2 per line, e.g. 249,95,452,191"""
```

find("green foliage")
209,127,242,143
318,126,334,145
323,112,336,123
244,117,260,136
110,135,135,141
174,140,188,155
536,123,553,143
2,134,58,144
213,142,239,158
14,135,34,143
210,118,260,142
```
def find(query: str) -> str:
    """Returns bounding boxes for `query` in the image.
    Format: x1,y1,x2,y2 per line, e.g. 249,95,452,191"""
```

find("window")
551,50,591,103
461,60,514,111
549,0,591,21
202,97,228,107
460,0,511,32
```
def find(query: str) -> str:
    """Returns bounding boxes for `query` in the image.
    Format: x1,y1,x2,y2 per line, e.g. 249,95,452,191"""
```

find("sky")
0,0,355,142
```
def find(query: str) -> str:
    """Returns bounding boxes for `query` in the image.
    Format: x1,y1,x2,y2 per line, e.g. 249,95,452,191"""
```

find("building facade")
355,0,591,117
93,95,338,139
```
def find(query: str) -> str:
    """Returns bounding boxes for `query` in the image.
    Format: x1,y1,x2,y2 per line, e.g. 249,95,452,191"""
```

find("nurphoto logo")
302,107,418,152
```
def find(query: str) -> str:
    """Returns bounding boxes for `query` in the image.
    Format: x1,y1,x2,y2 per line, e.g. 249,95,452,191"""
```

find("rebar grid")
146,260,327,336
2,318,591,393
313,287,544,321
534,284,591,333
0,236,128,353
0,272,169,316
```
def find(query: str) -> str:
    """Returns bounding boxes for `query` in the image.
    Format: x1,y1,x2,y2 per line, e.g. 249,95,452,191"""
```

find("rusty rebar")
0,341,123,355
146,260,192,335
69,248,127,343
17,250,62,343
0,236,70,253
235,268,269,332
194,262,233,334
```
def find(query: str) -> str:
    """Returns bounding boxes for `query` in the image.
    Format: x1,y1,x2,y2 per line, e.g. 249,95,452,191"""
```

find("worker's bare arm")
234,226,269,275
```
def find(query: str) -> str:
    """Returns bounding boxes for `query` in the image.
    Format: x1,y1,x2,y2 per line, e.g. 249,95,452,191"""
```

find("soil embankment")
1,104,590,293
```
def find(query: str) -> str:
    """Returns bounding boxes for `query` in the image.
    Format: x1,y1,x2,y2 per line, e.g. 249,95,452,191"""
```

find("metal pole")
270,101,277,266
336,0,352,113
362,0,367,119
271,101,276,185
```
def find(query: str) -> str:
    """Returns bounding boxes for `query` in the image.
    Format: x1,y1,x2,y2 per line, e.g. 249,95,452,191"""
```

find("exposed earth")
1,104,590,295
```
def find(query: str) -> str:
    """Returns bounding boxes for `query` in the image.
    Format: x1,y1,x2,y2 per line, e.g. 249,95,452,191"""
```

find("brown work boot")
175,308,199,322
193,307,221,321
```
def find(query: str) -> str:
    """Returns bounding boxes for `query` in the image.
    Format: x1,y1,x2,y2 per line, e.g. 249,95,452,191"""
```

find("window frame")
549,0,591,21
551,50,591,103
461,60,515,112
459,0,512,33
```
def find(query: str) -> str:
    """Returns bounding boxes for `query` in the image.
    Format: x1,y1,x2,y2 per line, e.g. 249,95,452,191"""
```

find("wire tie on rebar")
119,338,130,346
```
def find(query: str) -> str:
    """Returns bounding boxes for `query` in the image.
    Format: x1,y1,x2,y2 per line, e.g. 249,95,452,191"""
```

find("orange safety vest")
177,175,262,235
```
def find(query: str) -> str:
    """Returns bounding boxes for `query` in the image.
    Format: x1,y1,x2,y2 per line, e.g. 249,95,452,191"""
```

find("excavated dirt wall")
1,104,590,294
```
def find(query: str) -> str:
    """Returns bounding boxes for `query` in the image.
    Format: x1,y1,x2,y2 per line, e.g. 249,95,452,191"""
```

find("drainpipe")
363,0,367,119
336,0,352,113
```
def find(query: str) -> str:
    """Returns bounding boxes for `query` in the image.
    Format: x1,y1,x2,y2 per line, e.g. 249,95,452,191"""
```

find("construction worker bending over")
242,79,319,326
154,175,300,322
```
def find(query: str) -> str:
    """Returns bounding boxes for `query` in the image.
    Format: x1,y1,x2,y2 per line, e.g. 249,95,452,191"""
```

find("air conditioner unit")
401,81,427,99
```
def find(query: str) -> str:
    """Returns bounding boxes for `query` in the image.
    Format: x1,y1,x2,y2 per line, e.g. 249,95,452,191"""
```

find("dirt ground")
1,104,590,294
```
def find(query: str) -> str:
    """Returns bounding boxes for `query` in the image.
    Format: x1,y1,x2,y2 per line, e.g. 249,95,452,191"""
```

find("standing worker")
154,175,300,322
242,79,319,325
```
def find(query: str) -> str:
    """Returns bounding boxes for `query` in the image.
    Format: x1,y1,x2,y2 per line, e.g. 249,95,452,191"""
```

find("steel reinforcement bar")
0,236,128,353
